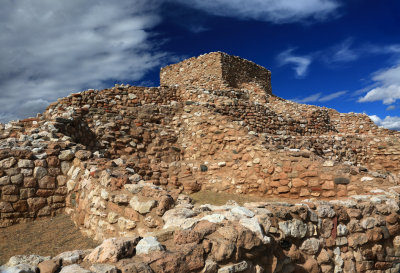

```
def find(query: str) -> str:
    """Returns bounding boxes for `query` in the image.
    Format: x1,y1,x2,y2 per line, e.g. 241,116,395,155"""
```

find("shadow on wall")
54,117,101,151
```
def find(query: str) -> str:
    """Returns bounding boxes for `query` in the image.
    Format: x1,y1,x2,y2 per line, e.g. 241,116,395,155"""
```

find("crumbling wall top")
160,52,272,96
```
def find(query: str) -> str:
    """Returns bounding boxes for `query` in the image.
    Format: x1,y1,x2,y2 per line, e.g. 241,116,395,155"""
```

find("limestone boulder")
218,261,248,273
38,260,60,273
300,238,320,255
89,264,118,273
59,264,90,273
55,250,90,265
162,207,198,229
85,237,140,263
129,196,157,215
136,237,164,255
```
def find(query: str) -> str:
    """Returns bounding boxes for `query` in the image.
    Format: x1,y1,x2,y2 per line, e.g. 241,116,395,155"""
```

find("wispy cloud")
358,65,400,105
293,93,322,103
386,105,396,111
291,90,347,103
329,38,359,63
277,49,312,78
319,90,348,101
369,115,400,131
0,0,169,123
170,0,341,24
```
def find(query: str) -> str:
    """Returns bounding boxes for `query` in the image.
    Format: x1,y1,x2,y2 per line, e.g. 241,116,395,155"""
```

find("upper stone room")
160,52,273,96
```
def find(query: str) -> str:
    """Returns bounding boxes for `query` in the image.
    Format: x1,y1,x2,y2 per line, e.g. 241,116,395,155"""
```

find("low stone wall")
0,140,73,227
9,179,400,273
46,144,400,272
64,158,175,240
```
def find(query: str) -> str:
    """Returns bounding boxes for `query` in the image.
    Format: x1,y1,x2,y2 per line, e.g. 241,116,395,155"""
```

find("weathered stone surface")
75,150,92,160
38,260,60,273
162,207,198,229
86,237,140,263
218,261,248,273
18,160,34,168
278,219,307,239
118,262,153,273
0,157,17,168
26,197,46,212
136,236,164,255
1,264,37,273
145,243,204,272
201,214,226,223
2,185,18,195
38,176,56,189
361,217,377,229
58,150,74,161
89,264,118,273
10,174,23,185
300,238,320,255
55,250,88,265
210,238,235,262
6,255,50,267
201,259,218,273
117,217,136,230
231,206,255,218
348,233,368,247
303,258,320,273
59,264,90,273
0,175,10,185
33,167,47,180
0,201,14,212
129,196,157,214
316,205,335,218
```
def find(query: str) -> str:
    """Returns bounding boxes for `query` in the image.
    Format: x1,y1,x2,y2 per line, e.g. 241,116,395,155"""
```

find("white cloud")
293,93,322,103
358,65,400,105
369,115,400,131
292,90,347,103
319,90,347,102
0,0,167,123
373,64,400,85
386,105,396,111
330,39,358,63
359,85,400,105
171,0,341,23
278,49,312,78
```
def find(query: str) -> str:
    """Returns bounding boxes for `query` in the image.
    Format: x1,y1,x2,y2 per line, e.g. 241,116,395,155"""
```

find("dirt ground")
0,214,98,265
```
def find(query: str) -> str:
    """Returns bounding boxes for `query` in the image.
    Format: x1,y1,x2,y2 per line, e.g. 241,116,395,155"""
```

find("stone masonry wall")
39,83,400,200
2,51,400,230
2,52,400,273
160,52,272,96
0,120,74,227
51,164,400,273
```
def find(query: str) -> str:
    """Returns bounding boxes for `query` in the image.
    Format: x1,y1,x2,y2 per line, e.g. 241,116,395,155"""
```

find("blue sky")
1,0,400,129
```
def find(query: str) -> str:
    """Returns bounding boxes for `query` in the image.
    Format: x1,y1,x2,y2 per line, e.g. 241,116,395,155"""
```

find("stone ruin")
1,52,400,273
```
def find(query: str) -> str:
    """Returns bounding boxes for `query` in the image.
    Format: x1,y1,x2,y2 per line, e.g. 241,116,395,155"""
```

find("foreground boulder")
85,237,141,263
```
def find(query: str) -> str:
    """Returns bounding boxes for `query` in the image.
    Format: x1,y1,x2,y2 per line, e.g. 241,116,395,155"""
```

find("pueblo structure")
1,52,400,273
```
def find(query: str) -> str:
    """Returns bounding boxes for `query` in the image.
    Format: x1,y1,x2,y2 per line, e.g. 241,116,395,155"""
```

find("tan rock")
85,237,140,263
303,258,320,273
292,178,307,188
38,260,60,273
